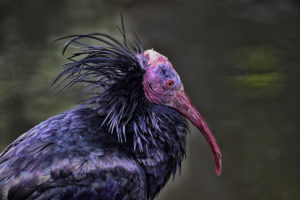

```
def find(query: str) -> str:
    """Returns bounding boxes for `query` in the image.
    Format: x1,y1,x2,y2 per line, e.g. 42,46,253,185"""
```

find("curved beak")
169,86,222,176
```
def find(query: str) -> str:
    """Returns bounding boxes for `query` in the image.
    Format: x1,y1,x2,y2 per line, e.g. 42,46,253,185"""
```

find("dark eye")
166,79,175,88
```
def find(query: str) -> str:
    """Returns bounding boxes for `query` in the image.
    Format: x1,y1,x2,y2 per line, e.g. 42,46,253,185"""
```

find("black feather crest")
53,29,161,150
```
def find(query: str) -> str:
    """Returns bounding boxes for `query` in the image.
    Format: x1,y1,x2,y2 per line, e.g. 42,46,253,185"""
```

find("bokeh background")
0,0,299,199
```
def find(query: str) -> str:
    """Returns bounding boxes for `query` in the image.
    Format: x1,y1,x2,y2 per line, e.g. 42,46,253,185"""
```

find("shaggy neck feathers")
53,32,187,155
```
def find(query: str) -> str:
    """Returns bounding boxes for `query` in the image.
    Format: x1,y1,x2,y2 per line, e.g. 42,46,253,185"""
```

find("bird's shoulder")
0,108,146,200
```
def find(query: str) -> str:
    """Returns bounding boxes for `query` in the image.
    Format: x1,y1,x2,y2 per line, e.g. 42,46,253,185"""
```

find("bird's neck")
131,105,188,198
95,95,187,153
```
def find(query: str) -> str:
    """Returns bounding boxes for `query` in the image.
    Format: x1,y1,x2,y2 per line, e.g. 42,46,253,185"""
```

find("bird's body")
0,106,186,200
0,28,221,200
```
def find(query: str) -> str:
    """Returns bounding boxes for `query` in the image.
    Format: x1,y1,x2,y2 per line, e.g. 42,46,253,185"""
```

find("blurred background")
0,0,299,199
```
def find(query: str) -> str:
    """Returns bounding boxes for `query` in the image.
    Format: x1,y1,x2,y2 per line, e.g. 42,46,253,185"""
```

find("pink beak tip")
215,151,222,176
216,162,222,176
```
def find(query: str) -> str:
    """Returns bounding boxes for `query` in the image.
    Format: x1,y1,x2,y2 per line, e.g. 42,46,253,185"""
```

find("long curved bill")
170,86,222,176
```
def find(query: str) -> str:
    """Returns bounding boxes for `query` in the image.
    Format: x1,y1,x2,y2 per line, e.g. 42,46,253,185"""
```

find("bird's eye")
166,79,175,88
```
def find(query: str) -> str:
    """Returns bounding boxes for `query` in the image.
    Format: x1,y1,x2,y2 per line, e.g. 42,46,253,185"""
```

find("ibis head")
141,49,222,175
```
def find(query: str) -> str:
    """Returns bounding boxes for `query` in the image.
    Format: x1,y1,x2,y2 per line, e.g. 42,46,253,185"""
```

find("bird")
0,24,222,200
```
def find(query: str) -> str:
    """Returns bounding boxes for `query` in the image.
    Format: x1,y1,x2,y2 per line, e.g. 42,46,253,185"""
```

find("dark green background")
0,0,299,199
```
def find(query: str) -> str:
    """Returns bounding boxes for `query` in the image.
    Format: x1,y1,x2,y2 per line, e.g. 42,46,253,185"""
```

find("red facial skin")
142,49,222,176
